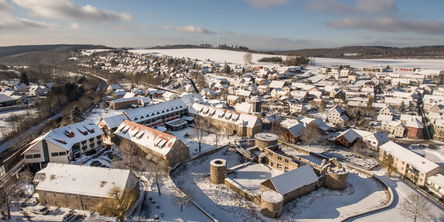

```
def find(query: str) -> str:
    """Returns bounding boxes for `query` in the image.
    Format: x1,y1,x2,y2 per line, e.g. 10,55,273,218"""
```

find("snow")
269,165,319,195
229,163,282,193
0,108,35,139
130,48,285,65
261,190,284,203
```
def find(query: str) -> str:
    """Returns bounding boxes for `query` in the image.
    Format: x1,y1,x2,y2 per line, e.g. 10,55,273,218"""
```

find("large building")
114,120,189,166
23,121,104,170
34,163,139,211
379,141,442,186
189,103,262,137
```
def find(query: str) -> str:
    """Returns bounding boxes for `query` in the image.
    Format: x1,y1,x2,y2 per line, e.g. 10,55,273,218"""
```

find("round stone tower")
260,190,284,218
254,133,279,151
324,170,349,190
210,159,227,184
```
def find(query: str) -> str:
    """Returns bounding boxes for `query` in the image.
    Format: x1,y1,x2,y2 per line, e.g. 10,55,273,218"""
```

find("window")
33,154,41,158
277,156,282,161
25,155,33,159
285,159,289,163
59,152,66,156
277,163,282,168
51,152,59,157
270,162,274,167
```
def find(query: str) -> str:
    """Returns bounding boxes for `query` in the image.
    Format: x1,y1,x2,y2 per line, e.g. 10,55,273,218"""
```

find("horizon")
1,0,444,50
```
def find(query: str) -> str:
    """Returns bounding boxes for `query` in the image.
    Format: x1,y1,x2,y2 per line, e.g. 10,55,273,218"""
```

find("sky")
0,0,444,50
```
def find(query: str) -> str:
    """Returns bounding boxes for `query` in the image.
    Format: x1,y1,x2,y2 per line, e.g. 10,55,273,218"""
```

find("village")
1,48,444,222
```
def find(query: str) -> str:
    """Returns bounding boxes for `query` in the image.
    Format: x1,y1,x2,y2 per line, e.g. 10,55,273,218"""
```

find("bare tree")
193,117,209,153
352,139,368,156
172,188,192,212
400,193,431,222
243,53,252,65
93,186,138,221
0,170,33,220
300,124,323,145
141,156,169,197
380,154,395,177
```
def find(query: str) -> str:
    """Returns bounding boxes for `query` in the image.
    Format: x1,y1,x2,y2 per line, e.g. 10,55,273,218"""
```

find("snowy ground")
353,170,444,222
0,108,36,139
130,48,444,70
169,127,240,158
229,163,282,193
173,148,388,222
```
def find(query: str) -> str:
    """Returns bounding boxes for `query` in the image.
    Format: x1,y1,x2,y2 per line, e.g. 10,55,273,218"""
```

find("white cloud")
12,0,132,22
245,0,288,8
69,22,86,30
0,12,55,29
356,0,396,14
175,25,213,34
328,16,444,34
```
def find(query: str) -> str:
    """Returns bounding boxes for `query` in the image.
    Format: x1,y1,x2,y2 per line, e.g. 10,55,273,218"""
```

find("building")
335,129,389,149
23,121,104,170
382,121,406,138
0,93,20,107
426,173,444,199
189,103,262,138
406,118,424,139
34,163,139,211
379,141,442,186
123,98,188,129
327,106,349,126
98,114,129,145
108,97,139,109
432,119,444,140
260,165,320,203
114,120,189,166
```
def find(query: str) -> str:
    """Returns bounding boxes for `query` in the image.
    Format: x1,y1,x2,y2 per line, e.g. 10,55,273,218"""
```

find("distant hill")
0,44,112,65
274,46,444,59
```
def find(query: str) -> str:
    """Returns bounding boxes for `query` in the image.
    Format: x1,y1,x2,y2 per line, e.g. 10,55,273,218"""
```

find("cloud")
310,0,396,15
12,0,132,22
328,16,444,34
0,12,55,29
69,22,86,30
245,0,288,8
175,25,213,34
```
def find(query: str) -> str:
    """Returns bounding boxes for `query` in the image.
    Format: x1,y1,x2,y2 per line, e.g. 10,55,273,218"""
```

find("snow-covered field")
130,48,444,70
174,148,388,222
131,48,285,64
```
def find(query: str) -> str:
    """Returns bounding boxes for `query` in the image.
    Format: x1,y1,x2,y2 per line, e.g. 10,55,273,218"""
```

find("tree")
380,154,395,177
93,186,138,221
243,53,252,65
20,72,30,86
193,117,209,153
141,156,168,197
69,105,83,123
300,124,323,145
400,193,431,222
114,140,144,172
352,139,368,156
0,170,33,220
172,188,192,212
222,63,231,74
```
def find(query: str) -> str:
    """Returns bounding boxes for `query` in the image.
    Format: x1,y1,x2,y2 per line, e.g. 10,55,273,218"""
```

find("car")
38,206,50,215
62,213,76,222
90,160,102,167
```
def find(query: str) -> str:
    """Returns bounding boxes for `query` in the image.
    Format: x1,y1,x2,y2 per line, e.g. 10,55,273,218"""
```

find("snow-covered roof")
428,173,444,188
123,98,187,123
406,118,424,128
99,114,128,129
234,102,253,114
28,121,103,151
380,141,440,173
268,165,319,195
189,103,260,128
269,80,286,89
115,120,179,156
35,163,136,198
287,122,306,137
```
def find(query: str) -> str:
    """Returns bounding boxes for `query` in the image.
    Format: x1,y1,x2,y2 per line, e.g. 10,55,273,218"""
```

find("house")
109,97,139,109
335,129,389,149
433,119,444,140
426,173,444,199
382,121,406,138
34,163,139,211
379,141,442,186
406,118,424,139
23,121,104,170
260,165,320,203
28,85,49,96
280,122,306,144
115,120,189,166
288,101,306,114
98,114,129,145
189,103,262,137
107,84,122,92
0,93,20,107
327,106,349,126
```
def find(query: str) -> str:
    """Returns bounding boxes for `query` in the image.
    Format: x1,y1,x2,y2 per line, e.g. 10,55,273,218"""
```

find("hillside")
0,44,111,65
275,46,444,59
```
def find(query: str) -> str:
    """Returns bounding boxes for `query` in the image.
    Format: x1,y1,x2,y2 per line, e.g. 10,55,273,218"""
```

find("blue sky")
1,0,444,50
